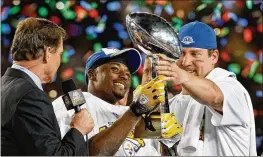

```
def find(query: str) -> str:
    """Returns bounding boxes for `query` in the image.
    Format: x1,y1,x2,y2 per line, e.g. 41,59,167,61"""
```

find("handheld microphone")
62,79,86,112
61,79,89,155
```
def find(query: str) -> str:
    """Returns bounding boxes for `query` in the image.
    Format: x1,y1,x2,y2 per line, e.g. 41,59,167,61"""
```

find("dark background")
1,0,262,154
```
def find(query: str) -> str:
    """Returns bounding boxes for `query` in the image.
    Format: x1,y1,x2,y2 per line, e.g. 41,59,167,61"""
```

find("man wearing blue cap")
143,21,256,155
53,47,168,156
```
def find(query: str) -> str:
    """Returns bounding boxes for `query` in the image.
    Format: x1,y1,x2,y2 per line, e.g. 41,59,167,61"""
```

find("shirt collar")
11,64,43,91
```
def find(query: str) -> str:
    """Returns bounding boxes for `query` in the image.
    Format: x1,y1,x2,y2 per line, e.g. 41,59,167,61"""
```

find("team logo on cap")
181,36,194,44
102,48,119,55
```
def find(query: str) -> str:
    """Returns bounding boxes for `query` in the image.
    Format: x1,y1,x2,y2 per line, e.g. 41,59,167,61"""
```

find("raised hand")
130,75,166,117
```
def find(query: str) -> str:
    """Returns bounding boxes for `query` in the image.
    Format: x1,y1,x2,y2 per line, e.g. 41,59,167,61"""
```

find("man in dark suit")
1,17,94,155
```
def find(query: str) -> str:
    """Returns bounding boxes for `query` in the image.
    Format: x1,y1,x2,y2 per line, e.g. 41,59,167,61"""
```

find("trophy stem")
149,56,170,113
149,56,157,79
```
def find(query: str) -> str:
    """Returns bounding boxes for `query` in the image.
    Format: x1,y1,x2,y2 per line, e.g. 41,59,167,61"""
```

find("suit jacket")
1,68,87,156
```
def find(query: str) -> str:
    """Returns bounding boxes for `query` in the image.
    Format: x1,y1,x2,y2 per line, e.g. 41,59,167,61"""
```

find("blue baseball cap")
85,47,142,84
179,21,217,49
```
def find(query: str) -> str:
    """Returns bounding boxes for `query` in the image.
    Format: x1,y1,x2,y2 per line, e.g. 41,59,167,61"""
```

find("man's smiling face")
93,62,131,103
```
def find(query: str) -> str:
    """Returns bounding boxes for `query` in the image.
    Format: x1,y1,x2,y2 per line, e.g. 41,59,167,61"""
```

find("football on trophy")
126,12,182,59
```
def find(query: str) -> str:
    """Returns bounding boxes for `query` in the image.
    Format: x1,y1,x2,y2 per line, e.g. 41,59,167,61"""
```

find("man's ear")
43,47,52,63
88,69,97,81
211,49,219,65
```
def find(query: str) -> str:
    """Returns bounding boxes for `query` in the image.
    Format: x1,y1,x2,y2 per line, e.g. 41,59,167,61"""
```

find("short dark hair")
208,49,216,57
11,17,66,61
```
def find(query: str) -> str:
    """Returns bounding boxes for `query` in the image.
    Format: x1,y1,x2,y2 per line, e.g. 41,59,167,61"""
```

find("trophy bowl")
126,12,182,59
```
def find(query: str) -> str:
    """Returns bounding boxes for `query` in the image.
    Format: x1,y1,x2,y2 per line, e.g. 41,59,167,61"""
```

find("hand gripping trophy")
126,12,182,138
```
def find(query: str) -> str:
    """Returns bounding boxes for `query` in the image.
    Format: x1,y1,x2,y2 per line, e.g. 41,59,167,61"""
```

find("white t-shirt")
52,92,160,156
169,68,257,156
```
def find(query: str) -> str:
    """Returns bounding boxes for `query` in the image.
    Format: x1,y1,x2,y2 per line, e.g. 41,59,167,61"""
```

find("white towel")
178,99,205,155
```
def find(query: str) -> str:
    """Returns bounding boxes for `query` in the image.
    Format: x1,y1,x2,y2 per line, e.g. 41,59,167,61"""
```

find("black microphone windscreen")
62,79,77,94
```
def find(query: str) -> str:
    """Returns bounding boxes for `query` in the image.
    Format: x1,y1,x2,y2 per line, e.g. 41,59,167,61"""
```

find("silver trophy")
126,12,182,131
